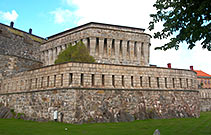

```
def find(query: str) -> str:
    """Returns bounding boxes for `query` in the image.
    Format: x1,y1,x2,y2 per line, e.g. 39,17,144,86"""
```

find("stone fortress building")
0,22,210,123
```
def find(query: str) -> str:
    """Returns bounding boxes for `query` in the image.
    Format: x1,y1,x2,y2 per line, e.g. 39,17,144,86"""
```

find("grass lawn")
0,112,211,135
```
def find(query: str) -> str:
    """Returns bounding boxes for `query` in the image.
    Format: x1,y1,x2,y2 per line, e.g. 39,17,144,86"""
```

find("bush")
55,41,95,64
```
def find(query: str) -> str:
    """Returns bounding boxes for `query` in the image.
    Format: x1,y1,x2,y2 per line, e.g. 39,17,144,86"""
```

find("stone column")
57,46,61,55
48,49,52,65
143,42,149,66
45,50,49,66
82,38,88,48
99,38,104,60
62,45,66,50
53,48,57,64
140,42,145,66
137,42,141,65
107,39,112,61
122,40,127,64
130,41,134,62
115,39,120,64
148,43,150,65
89,37,96,57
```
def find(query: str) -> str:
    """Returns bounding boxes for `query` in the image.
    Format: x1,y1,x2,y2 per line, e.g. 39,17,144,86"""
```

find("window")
165,78,167,88
140,76,143,87
112,75,115,87
141,42,144,57
134,41,137,57
122,75,125,87
29,79,32,89
127,41,130,57
69,73,73,85
81,74,84,86
157,77,160,88
112,39,115,57
47,76,50,87
61,74,63,86
87,38,90,52
120,40,123,57
205,80,207,84
131,76,134,87
35,78,38,88
186,79,188,88
102,74,105,86
91,74,95,86
180,78,182,88
149,77,151,87
96,38,99,55
172,78,175,88
104,38,107,56
54,75,56,87
41,77,44,88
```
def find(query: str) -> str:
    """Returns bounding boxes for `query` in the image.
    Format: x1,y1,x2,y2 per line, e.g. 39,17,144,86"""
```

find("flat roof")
48,22,146,39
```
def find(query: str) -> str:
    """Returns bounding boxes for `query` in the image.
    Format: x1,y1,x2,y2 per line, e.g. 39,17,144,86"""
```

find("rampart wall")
0,88,200,123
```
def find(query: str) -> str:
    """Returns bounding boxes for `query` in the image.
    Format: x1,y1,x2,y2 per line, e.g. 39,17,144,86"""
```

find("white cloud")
64,0,211,74
0,10,18,22
50,8,74,24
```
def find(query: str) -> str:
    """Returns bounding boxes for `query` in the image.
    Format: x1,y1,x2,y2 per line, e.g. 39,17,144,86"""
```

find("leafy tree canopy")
149,0,211,51
55,41,95,64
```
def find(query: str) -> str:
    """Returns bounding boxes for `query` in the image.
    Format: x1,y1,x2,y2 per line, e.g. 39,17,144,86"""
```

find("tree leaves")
54,41,95,64
149,0,211,51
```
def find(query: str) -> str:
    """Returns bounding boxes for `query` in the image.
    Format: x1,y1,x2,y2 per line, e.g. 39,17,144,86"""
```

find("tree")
55,41,95,64
149,0,211,51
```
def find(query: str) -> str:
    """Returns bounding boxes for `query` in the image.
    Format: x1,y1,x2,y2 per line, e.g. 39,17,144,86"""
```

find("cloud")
50,8,75,24
0,10,18,22
64,0,211,74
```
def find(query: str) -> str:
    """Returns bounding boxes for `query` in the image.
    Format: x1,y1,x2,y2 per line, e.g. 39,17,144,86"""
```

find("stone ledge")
0,87,199,95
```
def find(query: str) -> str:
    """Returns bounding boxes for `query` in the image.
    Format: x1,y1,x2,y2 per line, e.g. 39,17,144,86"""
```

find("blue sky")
0,0,210,74
0,0,78,37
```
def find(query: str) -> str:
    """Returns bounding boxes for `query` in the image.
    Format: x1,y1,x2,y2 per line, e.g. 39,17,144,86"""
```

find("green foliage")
149,0,211,51
0,112,211,135
55,41,95,64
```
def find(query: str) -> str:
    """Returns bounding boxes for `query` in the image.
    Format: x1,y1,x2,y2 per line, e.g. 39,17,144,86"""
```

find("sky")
0,0,210,74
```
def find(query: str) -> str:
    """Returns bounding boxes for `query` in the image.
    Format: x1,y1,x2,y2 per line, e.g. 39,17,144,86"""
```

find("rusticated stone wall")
0,88,200,124
199,89,211,111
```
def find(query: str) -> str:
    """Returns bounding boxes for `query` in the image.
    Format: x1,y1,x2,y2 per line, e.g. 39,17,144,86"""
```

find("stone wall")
199,89,211,111
0,23,45,61
40,22,151,66
0,23,45,77
0,62,197,94
0,88,200,124
0,54,42,77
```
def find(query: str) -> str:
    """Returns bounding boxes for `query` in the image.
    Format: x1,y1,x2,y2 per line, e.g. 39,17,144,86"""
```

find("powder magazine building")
0,22,210,123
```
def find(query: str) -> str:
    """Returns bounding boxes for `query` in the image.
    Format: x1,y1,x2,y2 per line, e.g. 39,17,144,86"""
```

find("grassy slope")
0,112,211,135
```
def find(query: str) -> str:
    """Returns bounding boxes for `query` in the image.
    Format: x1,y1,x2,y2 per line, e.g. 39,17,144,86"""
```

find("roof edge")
47,22,146,39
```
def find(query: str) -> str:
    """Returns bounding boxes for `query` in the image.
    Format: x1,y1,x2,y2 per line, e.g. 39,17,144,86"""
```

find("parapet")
0,61,198,94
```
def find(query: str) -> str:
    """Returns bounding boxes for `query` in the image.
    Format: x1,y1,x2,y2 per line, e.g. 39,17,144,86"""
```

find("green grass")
0,112,211,135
